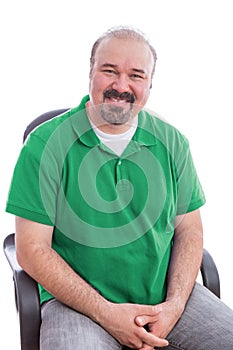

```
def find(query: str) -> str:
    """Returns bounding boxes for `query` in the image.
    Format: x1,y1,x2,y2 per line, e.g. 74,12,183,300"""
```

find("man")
6,26,233,349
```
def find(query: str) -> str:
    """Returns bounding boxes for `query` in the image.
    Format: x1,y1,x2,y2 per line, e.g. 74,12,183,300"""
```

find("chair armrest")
3,233,41,350
201,248,220,298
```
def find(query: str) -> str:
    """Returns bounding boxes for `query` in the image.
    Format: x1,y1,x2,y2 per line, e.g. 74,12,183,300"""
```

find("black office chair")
3,108,221,350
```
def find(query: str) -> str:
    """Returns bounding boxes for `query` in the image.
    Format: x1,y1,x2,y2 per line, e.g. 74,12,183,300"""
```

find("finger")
139,344,154,350
135,305,162,326
135,313,160,327
145,304,162,315
141,328,169,348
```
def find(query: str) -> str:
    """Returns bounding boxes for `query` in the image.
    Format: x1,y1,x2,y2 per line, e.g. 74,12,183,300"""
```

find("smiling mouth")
103,89,135,104
106,97,129,105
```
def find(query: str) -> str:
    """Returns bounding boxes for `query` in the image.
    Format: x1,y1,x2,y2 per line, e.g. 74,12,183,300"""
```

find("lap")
40,283,233,350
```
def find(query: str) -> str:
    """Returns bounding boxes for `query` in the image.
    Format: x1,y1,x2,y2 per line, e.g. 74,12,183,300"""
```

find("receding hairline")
89,26,157,78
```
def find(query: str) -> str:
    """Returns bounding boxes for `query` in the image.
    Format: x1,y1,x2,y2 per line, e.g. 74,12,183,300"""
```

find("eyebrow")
101,63,146,75
131,68,146,75
101,63,117,69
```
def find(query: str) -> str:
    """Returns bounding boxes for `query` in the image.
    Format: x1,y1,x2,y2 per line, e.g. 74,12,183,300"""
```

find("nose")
112,74,131,93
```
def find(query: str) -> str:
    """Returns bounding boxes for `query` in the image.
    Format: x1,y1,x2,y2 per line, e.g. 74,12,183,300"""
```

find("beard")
100,89,136,125
100,104,133,125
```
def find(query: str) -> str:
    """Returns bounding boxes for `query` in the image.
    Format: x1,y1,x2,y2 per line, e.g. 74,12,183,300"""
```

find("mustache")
103,89,136,104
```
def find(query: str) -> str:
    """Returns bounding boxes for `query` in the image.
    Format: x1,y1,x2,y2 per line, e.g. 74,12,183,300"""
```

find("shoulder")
140,109,189,152
24,95,90,146
20,107,79,165
25,109,72,144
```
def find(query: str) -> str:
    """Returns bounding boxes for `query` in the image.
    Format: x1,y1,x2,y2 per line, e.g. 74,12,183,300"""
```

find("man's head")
87,26,157,131
89,26,157,79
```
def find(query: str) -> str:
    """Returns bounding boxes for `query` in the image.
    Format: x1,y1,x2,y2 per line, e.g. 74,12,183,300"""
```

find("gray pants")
40,283,233,350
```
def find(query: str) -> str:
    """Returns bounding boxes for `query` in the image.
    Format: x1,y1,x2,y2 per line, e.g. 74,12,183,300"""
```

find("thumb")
135,305,162,327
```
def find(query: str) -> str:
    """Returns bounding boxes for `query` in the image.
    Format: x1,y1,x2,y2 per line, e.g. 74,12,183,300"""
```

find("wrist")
91,298,113,326
165,296,186,318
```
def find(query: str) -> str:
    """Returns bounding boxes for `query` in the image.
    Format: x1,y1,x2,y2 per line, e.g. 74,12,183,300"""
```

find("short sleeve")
175,137,206,215
6,133,59,225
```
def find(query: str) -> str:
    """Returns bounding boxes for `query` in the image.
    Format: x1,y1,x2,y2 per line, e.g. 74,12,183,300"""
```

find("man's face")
88,37,154,127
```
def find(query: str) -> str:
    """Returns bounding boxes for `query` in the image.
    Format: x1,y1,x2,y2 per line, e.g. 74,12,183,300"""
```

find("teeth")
111,98,127,103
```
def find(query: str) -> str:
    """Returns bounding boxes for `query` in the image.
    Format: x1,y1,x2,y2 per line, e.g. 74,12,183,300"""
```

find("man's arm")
165,208,203,311
15,216,168,349
15,216,107,319
135,209,203,350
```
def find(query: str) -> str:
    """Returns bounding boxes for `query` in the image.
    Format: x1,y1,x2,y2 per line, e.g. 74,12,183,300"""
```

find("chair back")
23,108,69,142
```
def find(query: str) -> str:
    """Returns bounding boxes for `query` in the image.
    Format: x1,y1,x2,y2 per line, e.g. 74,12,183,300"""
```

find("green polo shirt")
6,95,205,305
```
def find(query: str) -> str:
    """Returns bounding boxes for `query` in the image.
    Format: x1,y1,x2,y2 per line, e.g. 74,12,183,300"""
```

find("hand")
135,300,183,350
99,302,169,349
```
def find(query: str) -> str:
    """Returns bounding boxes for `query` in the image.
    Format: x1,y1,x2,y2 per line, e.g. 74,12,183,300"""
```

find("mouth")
103,90,135,105
105,97,129,106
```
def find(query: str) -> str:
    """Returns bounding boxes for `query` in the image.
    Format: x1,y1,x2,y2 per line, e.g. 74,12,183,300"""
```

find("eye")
131,73,144,80
102,69,117,75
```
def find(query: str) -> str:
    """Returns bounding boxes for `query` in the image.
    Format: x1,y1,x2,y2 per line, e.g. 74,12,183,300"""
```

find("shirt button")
118,160,122,165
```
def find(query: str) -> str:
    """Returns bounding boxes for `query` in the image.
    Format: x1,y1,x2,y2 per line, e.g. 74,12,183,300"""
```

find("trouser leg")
164,283,233,350
40,299,122,350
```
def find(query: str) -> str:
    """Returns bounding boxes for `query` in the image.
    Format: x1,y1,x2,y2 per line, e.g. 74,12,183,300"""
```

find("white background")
1,1,233,348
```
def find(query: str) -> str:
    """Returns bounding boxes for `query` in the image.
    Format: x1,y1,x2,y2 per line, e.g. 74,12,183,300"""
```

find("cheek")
90,77,110,97
89,80,103,100
136,85,150,104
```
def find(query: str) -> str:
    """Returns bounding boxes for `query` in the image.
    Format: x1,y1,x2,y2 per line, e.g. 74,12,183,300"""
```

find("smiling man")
6,26,233,350
87,31,154,131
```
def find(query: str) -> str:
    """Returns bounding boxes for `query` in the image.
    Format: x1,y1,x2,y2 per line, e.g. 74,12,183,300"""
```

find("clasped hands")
102,300,182,350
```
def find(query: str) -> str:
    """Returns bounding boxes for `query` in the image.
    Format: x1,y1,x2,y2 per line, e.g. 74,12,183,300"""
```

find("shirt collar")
71,95,157,148
133,109,158,146
70,95,100,147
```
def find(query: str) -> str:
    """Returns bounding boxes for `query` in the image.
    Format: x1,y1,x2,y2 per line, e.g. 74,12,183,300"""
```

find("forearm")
15,217,109,324
166,210,203,314
17,242,109,323
134,211,203,348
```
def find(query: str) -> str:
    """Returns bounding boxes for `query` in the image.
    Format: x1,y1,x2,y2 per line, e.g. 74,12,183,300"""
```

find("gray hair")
89,26,157,78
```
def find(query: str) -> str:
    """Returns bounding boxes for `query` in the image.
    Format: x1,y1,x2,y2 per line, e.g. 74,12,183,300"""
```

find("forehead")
95,37,154,74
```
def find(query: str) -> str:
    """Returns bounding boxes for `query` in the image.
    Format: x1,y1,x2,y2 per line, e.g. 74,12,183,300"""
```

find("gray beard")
100,103,134,125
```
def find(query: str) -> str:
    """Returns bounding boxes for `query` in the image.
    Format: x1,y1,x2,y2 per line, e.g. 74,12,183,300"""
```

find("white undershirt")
90,116,138,156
